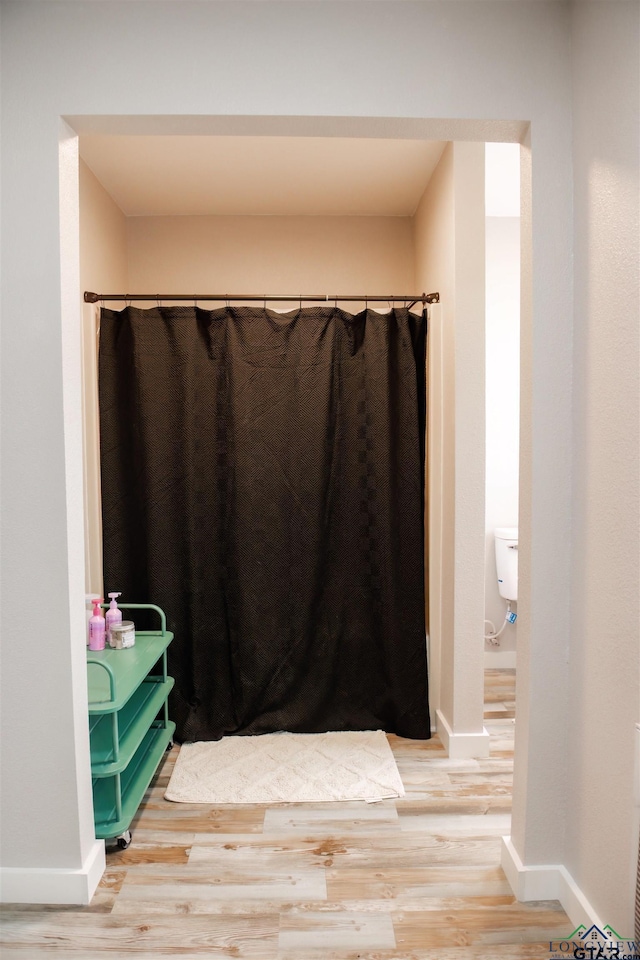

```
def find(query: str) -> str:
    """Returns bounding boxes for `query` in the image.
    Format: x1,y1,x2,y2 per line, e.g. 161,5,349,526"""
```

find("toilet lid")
495,526,518,540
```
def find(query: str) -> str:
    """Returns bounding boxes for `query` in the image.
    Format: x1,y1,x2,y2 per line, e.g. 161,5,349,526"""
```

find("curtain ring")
193,296,197,308
125,294,131,308
299,294,302,311
156,294,161,309
226,296,230,308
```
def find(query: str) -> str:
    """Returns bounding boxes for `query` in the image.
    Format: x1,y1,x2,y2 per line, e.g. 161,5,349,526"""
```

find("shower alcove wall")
79,135,487,752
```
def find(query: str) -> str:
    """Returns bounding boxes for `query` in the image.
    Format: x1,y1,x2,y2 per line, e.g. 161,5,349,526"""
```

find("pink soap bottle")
106,592,122,647
88,598,106,651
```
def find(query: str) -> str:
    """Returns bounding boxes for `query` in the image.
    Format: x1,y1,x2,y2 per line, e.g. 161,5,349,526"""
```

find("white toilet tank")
495,527,518,601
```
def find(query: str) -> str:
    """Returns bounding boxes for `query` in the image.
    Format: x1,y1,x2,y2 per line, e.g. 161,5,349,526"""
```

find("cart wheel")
166,741,174,751
116,830,132,850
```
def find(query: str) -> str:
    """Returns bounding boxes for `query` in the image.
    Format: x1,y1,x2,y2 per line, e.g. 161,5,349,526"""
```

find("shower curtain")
99,305,430,742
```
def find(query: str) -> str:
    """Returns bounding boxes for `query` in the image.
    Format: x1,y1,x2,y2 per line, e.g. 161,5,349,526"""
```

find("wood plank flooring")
1,669,571,958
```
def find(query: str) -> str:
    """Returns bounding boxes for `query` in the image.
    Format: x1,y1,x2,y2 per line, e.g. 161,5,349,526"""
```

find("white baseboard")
501,836,603,928
484,649,517,669
0,840,105,905
436,709,491,758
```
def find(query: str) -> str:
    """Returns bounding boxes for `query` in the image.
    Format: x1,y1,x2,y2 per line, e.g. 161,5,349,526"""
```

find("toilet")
495,527,518,601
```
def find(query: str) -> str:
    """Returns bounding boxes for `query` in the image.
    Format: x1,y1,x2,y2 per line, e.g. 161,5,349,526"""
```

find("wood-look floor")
1,669,570,958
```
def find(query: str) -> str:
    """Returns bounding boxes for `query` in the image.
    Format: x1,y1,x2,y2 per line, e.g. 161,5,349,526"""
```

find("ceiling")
79,136,448,218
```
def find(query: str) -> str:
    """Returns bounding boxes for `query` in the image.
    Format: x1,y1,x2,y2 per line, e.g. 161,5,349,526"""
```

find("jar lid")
111,620,135,632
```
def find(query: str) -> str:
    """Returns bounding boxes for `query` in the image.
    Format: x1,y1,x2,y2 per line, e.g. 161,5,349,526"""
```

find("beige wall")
79,159,128,595
414,142,487,751
127,214,415,300
413,143,454,729
80,159,129,295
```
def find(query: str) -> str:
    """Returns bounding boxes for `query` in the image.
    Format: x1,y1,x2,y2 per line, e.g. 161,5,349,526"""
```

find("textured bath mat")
164,730,405,804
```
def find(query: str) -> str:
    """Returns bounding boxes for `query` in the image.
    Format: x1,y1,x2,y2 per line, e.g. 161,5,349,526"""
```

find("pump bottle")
106,592,122,647
88,598,106,651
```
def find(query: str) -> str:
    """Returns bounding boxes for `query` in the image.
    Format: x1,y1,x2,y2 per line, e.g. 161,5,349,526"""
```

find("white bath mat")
164,730,405,804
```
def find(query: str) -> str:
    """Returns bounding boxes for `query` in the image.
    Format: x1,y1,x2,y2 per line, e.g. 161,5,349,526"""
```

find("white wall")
568,0,640,927
127,214,415,297
3,0,634,926
0,120,106,903
79,159,128,596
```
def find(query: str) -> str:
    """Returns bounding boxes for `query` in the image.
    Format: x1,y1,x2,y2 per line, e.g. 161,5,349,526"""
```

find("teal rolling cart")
86,603,176,849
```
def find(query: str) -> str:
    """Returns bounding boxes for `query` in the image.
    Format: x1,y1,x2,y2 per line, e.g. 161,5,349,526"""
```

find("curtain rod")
84,291,440,306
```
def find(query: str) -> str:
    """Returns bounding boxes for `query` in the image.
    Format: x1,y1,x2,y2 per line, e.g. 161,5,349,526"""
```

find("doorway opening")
484,143,521,667
73,117,526,761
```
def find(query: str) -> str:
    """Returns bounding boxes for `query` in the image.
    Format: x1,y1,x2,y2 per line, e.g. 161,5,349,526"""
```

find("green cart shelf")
87,603,176,847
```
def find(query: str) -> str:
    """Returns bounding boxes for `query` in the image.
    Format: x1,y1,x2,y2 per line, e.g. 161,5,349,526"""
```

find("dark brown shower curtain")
99,305,430,741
